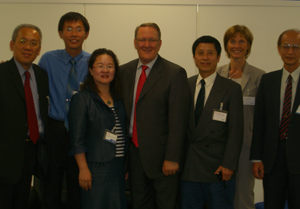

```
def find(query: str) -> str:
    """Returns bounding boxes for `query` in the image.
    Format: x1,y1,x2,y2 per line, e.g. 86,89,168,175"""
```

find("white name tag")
243,96,255,105
212,110,227,122
104,129,118,144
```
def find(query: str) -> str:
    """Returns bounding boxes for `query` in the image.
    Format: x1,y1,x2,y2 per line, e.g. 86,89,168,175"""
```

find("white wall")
1,0,300,203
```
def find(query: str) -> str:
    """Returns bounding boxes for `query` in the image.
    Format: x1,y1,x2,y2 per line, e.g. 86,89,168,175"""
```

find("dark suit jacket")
250,69,300,174
181,73,244,183
120,55,190,179
0,58,49,184
68,87,127,162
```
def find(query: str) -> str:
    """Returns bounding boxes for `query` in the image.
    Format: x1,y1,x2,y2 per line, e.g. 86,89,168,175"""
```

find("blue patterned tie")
65,58,78,129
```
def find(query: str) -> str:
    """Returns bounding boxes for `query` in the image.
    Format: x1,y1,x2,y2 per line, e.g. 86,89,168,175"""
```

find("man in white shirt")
251,29,300,209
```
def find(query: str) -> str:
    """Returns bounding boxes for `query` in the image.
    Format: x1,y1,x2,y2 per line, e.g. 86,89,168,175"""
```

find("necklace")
229,68,241,79
229,62,245,79
99,92,112,106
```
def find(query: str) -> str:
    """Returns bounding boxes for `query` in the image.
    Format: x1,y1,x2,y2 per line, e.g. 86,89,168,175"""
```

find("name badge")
296,105,300,114
212,109,227,122
243,96,255,105
103,128,118,144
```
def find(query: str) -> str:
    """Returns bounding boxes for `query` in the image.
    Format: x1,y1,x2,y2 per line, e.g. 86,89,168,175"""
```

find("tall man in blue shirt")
38,12,90,209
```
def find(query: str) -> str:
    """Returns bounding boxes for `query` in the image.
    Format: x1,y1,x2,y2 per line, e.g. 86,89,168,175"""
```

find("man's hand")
162,160,179,176
214,166,233,181
252,162,264,179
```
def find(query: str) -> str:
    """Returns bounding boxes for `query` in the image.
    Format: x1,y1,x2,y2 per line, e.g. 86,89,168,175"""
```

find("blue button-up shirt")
38,49,90,121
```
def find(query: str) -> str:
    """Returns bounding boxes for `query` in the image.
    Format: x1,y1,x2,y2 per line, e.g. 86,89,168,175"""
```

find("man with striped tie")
250,29,300,209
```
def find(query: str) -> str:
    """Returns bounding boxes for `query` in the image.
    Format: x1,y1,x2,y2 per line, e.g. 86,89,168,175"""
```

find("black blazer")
68,87,127,162
181,74,244,183
120,55,190,178
0,58,49,183
250,69,300,174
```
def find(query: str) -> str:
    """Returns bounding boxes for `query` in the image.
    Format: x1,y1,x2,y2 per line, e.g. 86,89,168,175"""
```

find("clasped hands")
162,160,179,176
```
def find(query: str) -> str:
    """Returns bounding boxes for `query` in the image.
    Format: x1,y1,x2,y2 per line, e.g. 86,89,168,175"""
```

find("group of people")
0,10,299,209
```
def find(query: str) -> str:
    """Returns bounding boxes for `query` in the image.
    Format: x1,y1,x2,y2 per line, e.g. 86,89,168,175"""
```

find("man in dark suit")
120,22,190,209
0,24,49,209
180,36,244,209
250,29,300,209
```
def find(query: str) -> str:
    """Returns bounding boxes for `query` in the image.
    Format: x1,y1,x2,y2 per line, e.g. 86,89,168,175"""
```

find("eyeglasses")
136,39,160,44
280,43,300,52
92,65,115,71
65,27,84,33
18,39,39,47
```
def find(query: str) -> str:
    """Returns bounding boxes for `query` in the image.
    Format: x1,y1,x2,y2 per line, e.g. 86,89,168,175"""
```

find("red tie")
132,65,148,147
24,71,39,144
279,75,292,140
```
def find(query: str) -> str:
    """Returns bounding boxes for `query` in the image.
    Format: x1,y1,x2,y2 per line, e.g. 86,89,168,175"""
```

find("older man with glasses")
251,29,300,209
0,24,49,209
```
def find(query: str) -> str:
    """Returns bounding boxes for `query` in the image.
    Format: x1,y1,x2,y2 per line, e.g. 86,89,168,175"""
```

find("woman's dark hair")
81,48,122,100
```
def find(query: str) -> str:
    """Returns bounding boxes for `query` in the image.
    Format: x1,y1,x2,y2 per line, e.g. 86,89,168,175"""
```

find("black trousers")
41,117,81,209
263,139,300,209
129,143,180,209
0,140,36,209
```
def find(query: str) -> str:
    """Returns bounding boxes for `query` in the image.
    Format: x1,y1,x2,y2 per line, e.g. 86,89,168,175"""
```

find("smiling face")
10,27,41,70
134,26,162,64
59,20,89,56
193,43,220,79
89,54,115,89
227,32,249,60
278,30,300,73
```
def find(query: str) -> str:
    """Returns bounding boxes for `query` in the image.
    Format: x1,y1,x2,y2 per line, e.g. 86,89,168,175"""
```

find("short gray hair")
134,22,161,40
12,24,42,45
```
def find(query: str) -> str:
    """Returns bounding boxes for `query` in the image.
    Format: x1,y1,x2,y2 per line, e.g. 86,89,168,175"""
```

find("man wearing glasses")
120,22,190,209
38,12,90,209
0,24,49,209
251,29,300,209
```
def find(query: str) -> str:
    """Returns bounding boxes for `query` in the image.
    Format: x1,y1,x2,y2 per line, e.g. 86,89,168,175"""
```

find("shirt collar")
196,71,217,87
14,57,34,77
63,49,84,66
282,65,300,83
137,55,158,70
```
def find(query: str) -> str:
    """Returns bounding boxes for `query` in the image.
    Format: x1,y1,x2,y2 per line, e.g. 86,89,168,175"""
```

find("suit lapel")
195,74,225,135
188,75,198,132
240,62,251,91
218,62,250,91
217,64,229,78
271,70,282,124
8,58,25,102
291,73,300,118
